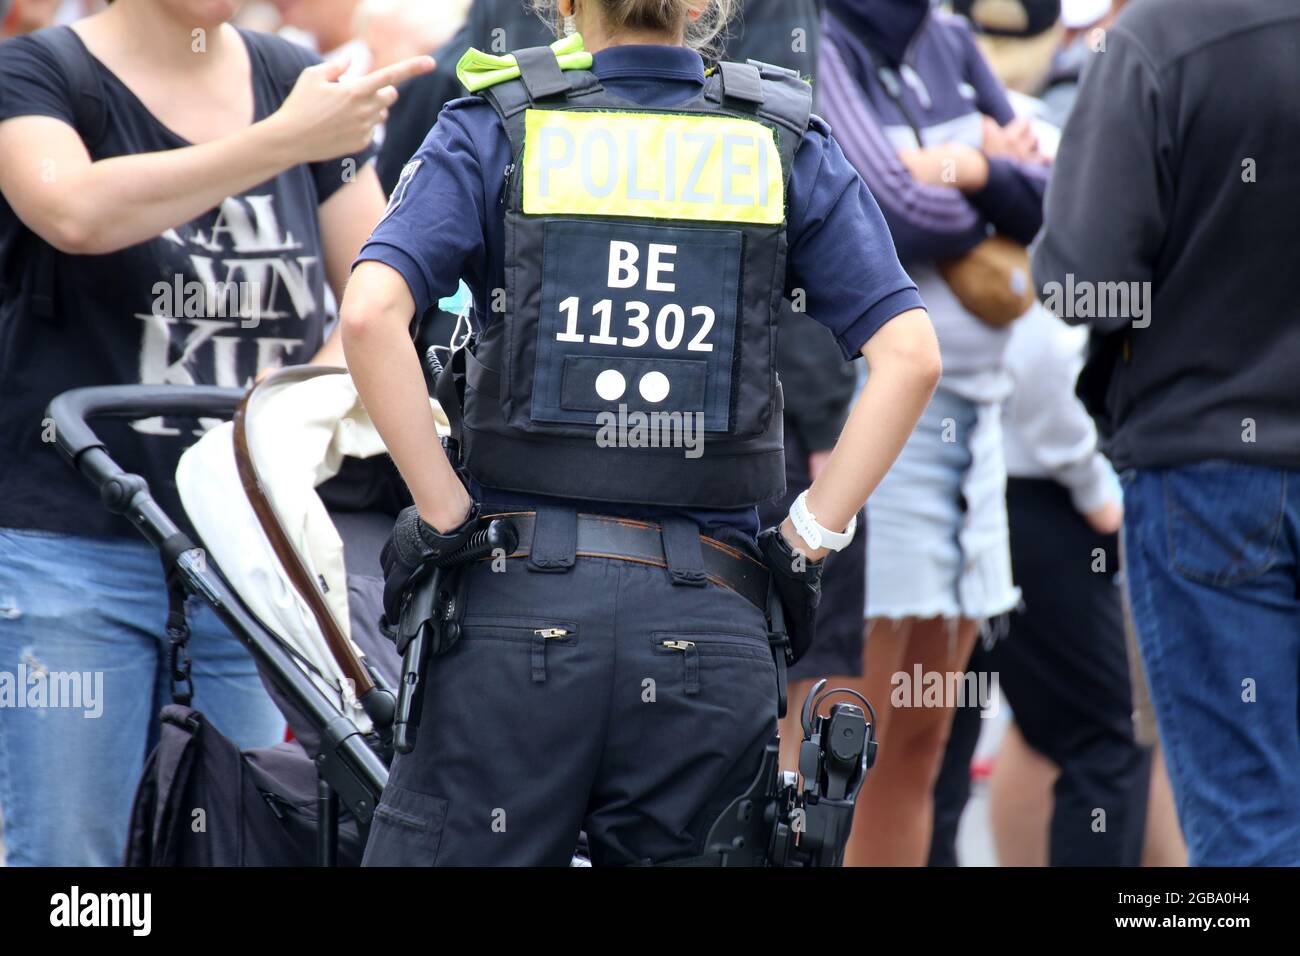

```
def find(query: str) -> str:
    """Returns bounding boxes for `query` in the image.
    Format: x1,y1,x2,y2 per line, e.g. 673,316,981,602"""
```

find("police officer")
341,0,941,866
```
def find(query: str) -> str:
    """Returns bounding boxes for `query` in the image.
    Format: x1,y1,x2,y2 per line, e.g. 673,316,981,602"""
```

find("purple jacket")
818,5,1048,265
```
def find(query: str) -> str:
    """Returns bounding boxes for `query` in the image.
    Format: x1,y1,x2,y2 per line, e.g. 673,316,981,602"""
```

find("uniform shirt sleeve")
785,116,926,360
0,34,78,126
352,100,490,318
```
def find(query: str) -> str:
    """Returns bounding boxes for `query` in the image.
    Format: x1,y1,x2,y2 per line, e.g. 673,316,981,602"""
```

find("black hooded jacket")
1033,0,1300,470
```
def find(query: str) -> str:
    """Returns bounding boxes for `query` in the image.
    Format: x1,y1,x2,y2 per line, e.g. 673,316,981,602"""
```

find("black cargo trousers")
361,507,780,866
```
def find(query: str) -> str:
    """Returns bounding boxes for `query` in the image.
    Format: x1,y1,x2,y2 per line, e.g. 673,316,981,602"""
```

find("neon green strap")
456,34,592,93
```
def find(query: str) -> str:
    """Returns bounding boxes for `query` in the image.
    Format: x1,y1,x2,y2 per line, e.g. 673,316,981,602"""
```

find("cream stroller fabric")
176,366,446,734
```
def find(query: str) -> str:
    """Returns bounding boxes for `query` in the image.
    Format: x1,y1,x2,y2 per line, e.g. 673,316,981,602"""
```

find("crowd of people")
0,0,1295,868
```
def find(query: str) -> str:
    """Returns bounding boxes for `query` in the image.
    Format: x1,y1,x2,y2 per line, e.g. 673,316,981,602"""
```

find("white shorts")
865,385,1020,622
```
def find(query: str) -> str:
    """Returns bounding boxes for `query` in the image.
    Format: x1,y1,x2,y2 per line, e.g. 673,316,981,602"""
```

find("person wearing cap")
929,0,1161,870
1039,0,1120,127
952,0,1064,95
813,0,1048,866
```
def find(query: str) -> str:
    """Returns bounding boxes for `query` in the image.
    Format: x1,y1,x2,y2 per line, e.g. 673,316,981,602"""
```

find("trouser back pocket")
459,616,579,684
652,632,774,697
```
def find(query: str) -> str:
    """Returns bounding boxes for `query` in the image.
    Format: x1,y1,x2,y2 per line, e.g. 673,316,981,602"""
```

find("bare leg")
1141,745,1188,866
988,719,1057,866
845,616,980,866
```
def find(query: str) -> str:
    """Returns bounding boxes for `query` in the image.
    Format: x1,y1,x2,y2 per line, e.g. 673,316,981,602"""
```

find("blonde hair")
530,0,738,59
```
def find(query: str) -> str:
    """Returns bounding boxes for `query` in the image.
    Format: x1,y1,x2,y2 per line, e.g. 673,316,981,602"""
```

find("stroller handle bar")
49,384,242,459
48,385,243,544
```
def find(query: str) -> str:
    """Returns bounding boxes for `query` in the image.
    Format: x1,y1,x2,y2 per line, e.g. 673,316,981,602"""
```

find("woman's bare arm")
0,56,432,256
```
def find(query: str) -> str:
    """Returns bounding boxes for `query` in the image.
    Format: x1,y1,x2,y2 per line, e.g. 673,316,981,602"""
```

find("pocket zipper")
533,627,569,683
459,622,573,642
660,640,699,694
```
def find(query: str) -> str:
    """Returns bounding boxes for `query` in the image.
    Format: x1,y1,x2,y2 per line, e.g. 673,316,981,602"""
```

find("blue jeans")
1122,463,1300,865
0,529,285,865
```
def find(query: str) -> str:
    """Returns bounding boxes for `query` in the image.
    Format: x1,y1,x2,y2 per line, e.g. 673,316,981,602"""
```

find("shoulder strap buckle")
718,61,765,109
513,45,571,102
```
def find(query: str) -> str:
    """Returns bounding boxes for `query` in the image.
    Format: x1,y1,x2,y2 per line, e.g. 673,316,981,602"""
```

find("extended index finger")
354,55,437,96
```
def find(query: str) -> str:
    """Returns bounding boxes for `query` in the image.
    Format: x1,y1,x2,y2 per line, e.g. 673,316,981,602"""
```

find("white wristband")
788,490,857,552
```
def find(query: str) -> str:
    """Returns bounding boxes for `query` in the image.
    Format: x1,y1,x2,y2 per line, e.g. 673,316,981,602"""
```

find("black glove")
380,502,479,633
757,525,826,665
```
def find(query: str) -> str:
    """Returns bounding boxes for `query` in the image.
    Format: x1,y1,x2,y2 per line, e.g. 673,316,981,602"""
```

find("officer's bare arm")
341,259,474,533
782,308,941,559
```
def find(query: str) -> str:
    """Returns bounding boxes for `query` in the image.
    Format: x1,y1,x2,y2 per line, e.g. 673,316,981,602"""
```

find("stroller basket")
47,384,389,865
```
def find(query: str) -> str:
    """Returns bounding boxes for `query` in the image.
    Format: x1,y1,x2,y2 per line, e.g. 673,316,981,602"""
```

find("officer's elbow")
339,262,416,347
914,336,944,391
339,300,383,346
864,308,943,389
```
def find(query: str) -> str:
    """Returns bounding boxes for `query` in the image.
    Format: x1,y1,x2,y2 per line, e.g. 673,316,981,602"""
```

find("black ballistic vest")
454,49,812,508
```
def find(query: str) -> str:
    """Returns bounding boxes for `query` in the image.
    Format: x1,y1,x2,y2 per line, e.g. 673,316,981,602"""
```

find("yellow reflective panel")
521,109,784,225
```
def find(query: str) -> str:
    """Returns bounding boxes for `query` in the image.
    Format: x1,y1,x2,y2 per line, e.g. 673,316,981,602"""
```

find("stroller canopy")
177,366,446,735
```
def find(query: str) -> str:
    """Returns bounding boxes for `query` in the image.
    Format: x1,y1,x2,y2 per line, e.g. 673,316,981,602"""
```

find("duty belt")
480,511,770,612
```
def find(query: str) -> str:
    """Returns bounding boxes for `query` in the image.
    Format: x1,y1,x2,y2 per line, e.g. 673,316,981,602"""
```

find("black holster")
757,526,823,668
391,518,519,754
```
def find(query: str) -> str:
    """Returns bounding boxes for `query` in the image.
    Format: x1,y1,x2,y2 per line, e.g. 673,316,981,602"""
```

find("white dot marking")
639,371,670,403
595,369,626,401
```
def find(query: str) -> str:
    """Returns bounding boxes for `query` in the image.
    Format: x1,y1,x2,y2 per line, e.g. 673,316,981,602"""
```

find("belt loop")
661,516,708,588
527,505,577,573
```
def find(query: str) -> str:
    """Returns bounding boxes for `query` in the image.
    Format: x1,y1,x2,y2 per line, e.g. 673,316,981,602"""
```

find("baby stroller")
47,367,428,866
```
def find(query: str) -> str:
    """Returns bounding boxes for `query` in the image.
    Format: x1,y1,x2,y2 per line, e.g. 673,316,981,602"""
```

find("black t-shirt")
0,26,374,537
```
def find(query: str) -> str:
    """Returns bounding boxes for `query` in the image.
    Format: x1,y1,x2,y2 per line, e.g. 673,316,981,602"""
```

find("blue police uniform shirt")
357,44,924,540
